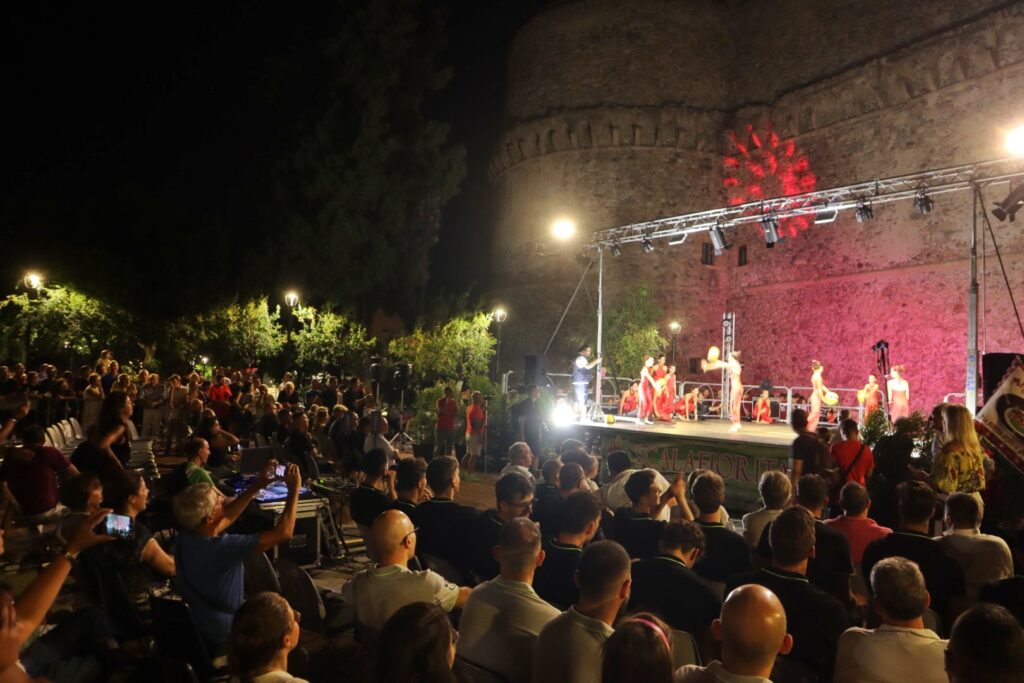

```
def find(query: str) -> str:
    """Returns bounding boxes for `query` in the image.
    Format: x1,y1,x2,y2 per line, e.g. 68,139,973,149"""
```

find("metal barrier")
680,381,795,424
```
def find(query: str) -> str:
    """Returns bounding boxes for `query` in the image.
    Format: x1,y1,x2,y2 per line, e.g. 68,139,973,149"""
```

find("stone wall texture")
491,0,1024,413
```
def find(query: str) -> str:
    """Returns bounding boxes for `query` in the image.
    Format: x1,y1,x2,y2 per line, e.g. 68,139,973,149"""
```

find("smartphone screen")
103,513,134,540
275,464,285,478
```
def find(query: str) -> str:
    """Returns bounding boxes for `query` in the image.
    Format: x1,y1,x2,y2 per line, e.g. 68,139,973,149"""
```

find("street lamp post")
22,272,43,365
669,321,681,366
493,307,507,385
284,290,299,372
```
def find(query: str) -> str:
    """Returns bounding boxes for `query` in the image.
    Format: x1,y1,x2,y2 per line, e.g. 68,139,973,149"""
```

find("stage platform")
556,416,796,513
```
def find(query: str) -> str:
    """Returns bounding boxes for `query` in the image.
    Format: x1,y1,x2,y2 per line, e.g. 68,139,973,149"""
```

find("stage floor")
573,416,796,448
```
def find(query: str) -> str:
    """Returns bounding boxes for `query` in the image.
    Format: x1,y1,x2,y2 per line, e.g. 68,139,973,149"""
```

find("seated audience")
691,471,752,583
535,458,562,504
534,540,631,683
611,469,688,559
629,521,721,657
728,507,850,681
165,437,218,500
375,602,458,683
172,463,301,654
937,492,1013,598
831,419,875,486
457,518,559,683
599,450,679,522
364,412,398,467
834,557,946,683
758,474,854,605
342,510,467,644
467,472,534,581
414,456,479,573
531,462,586,539
741,470,790,549
862,481,965,621
0,425,78,519
687,469,732,531
196,416,240,469
229,591,308,683
560,448,600,493
675,585,793,683
533,490,603,608
945,604,1024,683
284,412,319,478
349,448,396,530
58,472,104,542
601,613,674,683
501,441,536,486
978,528,1024,624
824,481,892,565
391,457,428,517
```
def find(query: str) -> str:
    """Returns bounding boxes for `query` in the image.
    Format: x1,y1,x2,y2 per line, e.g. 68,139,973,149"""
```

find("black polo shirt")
979,576,1024,626
531,493,567,539
757,518,854,600
611,508,666,559
861,529,965,618
791,432,829,475
349,484,391,528
468,509,505,581
630,554,722,637
694,521,753,584
390,497,418,518
726,568,850,681
412,497,479,570
533,539,583,609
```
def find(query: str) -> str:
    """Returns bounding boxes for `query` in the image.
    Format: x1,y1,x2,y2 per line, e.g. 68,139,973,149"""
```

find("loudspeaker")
524,355,544,387
983,353,1024,403
272,509,322,569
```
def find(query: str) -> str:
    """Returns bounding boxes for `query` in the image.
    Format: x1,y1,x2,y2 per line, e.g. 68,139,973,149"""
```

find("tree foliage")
292,306,376,374
600,286,667,379
388,312,495,383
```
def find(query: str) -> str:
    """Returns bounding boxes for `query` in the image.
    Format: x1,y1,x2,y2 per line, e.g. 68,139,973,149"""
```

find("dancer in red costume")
702,350,743,432
887,365,910,422
807,360,832,433
656,363,679,420
638,356,657,425
619,381,639,417
862,374,882,417
651,355,668,420
753,389,772,424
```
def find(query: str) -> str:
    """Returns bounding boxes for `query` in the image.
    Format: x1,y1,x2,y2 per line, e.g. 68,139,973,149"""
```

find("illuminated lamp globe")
669,321,681,334
1006,125,1024,157
284,291,299,308
551,218,577,241
493,307,508,323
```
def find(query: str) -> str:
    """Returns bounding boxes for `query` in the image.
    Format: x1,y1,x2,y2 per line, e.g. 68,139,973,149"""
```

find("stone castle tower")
490,0,1024,411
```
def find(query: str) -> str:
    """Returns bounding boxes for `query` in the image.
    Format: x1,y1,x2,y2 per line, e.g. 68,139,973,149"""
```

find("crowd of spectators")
0,349,1021,683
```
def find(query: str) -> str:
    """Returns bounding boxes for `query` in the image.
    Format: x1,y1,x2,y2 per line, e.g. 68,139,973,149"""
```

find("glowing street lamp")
284,290,299,308
552,218,576,241
24,272,42,290
1006,124,1024,157
669,321,681,365
493,307,508,382
493,307,508,324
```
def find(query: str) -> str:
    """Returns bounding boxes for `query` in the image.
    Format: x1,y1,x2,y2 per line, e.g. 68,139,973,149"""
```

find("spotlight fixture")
760,213,780,248
709,222,731,255
668,235,688,246
813,203,838,224
855,200,874,223
641,237,656,253
914,190,934,215
992,183,1024,222
610,243,622,257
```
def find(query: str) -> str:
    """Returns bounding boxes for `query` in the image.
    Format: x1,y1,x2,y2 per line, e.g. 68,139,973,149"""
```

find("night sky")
0,0,546,312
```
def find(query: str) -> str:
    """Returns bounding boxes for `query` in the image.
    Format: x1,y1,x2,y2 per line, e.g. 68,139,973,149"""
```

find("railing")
680,381,795,424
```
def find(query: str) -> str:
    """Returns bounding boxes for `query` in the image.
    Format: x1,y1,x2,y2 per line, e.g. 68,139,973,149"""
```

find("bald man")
341,510,469,644
676,585,793,683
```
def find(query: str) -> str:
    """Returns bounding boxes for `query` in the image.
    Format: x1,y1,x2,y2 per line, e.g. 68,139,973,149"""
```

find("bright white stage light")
551,399,576,427
1006,125,1024,157
552,218,576,241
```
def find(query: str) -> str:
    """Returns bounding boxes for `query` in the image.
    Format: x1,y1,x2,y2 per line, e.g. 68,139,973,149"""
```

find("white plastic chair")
69,417,85,441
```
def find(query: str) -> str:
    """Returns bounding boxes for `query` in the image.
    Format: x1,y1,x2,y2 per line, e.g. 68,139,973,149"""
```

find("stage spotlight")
992,183,1024,222
709,223,731,255
914,190,934,215
609,243,622,257
641,237,656,253
760,213,780,248
813,203,838,224
668,235,688,246
552,218,576,240
855,200,874,223
1006,125,1024,157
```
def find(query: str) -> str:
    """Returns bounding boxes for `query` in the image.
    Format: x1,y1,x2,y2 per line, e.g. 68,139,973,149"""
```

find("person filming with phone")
173,461,302,656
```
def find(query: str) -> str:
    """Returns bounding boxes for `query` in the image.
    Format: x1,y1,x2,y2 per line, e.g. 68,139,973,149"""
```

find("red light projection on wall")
722,125,817,237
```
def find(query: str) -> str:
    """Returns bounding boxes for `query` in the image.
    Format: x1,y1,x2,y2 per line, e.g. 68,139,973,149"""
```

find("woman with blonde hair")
933,403,986,513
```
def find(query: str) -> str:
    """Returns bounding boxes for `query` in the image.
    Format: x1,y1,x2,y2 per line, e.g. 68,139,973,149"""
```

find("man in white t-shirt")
342,510,468,644
599,450,676,522
533,540,631,683
571,344,600,420
500,442,536,487
457,518,559,683
833,557,947,683
936,492,1012,598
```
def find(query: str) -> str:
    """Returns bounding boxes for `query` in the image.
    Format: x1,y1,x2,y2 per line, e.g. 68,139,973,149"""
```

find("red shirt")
753,398,772,423
830,440,875,485
435,397,458,430
466,405,486,434
0,446,69,515
823,515,892,564
621,393,638,413
207,384,233,403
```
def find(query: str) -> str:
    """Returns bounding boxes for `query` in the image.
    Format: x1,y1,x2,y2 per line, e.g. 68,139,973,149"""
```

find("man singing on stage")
572,344,601,420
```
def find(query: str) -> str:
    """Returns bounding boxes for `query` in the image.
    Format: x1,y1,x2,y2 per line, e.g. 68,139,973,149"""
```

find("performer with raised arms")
702,347,743,432
638,356,656,425
807,360,830,432
887,365,910,423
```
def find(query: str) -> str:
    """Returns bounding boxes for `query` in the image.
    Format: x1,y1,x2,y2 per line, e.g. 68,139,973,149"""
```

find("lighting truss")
579,157,1024,250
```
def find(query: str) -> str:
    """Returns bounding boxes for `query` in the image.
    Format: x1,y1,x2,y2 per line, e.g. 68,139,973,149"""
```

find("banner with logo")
976,357,1024,475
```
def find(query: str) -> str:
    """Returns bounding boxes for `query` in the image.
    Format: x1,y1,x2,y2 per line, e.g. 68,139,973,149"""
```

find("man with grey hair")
457,517,559,683
833,557,947,683
500,441,536,486
742,470,791,549
172,462,301,655
937,491,1012,598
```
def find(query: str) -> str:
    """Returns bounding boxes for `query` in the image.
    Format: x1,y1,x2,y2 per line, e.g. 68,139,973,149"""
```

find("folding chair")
69,417,86,441
149,596,222,681
244,550,282,596
671,629,702,668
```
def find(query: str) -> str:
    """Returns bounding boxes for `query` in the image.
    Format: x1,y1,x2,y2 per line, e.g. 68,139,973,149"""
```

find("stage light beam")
1006,125,1024,157
552,218,576,241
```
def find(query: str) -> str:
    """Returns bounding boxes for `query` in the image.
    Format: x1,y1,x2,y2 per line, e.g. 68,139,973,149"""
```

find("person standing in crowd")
932,403,986,512
342,376,365,414
830,419,874,486
434,386,459,458
462,391,486,477
229,592,308,683
572,344,601,421
518,384,547,468
862,373,882,418
742,470,791,549
531,463,586,539
71,392,133,477
788,408,829,489
886,366,910,423
138,372,166,439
